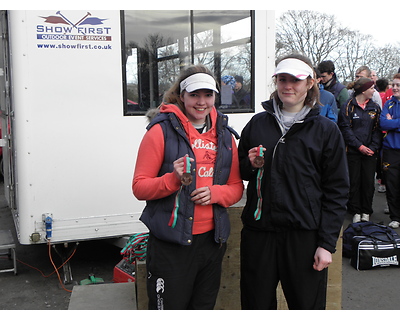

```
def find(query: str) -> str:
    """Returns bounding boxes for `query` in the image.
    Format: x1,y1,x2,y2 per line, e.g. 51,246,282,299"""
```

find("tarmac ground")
0,180,399,310
0,182,122,310
341,180,400,310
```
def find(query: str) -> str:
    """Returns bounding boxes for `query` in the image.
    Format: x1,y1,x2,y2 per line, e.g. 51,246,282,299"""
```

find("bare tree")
369,44,400,80
276,10,400,83
276,10,344,64
335,30,374,83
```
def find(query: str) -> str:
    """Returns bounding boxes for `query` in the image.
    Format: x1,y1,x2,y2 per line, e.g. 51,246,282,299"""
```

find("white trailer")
0,10,275,245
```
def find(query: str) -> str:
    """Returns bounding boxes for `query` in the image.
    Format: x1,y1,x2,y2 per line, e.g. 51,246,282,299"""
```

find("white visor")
180,73,219,93
273,58,314,80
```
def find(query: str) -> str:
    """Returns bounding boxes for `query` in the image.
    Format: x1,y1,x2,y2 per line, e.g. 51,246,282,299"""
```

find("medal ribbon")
184,156,191,174
169,156,191,228
257,146,264,158
169,186,182,228
254,146,264,221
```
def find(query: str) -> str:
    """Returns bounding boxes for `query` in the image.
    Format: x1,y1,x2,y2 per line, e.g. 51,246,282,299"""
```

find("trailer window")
122,10,254,116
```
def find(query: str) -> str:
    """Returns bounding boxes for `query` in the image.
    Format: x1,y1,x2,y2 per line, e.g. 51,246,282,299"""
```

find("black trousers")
146,231,226,310
383,149,400,222
240,227,328,310
346,153,377,215
376,149,385,184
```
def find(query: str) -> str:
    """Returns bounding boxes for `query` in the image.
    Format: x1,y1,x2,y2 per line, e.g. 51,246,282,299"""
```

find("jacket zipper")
270,111,304,160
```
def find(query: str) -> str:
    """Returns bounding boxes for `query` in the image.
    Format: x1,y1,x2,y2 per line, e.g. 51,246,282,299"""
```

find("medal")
181,156,192,185
253,146,264,168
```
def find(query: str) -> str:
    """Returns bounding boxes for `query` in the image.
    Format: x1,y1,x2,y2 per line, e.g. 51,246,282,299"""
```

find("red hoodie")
133,104,243,235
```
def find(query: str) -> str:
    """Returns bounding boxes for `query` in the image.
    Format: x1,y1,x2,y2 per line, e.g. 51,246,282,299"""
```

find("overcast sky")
275,0,397,47
300,9,395,47
6,0,398,47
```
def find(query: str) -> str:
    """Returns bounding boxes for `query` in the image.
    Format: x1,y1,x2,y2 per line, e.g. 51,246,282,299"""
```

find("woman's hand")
358,145,374,156
191,186,211,205
248,145,266,168
173,154,194,180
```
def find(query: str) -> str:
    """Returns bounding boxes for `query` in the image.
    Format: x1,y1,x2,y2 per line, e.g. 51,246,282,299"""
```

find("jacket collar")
261,99,320,118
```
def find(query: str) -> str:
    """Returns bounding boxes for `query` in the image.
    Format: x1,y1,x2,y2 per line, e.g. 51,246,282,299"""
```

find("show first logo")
37,11,112,41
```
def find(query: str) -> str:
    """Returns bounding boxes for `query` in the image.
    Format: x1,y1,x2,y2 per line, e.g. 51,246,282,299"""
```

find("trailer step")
68,282,136,310
0,229,17,275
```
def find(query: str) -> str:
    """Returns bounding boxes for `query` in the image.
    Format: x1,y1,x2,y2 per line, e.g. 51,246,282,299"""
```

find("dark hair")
347,81,355,90
272,53,320,108
314,67,321,79
163,64,219,111
317,60,335,74
353,77,374,95
376,78,389,92
234,75,243,84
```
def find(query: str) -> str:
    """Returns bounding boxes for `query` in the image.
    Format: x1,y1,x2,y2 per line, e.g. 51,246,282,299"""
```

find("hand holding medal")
181,155,193,186
252,145,265,168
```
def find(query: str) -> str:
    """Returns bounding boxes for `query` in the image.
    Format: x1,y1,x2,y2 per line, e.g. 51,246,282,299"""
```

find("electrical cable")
1,241,77,293
47,240,75,293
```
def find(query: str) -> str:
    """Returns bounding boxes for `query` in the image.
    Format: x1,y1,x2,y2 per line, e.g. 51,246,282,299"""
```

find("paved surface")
0,181,399,310
68,282,137,310
0,182,122,310
341,181,400,310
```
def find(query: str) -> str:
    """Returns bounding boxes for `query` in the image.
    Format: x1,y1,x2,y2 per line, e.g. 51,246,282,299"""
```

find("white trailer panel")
0,10,275,244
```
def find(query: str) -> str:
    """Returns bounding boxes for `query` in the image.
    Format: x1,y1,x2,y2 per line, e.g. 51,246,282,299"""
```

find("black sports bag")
342,221,400,270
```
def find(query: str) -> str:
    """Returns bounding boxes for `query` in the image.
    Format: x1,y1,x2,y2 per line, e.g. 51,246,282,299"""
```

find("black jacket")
338,97,382,154
238,99,349,253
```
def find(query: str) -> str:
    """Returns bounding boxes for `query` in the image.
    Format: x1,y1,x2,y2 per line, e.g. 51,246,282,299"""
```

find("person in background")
239,53,349,310
317,60,349,110
314,67,338,121
376,78,390,105
371,70,378,88
338,77,382,223
234,75,251,107
221,75,239,108
375,78,390,193
353,66,382,108
132,64,244,309
384,80,393,104
379,73,400,228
